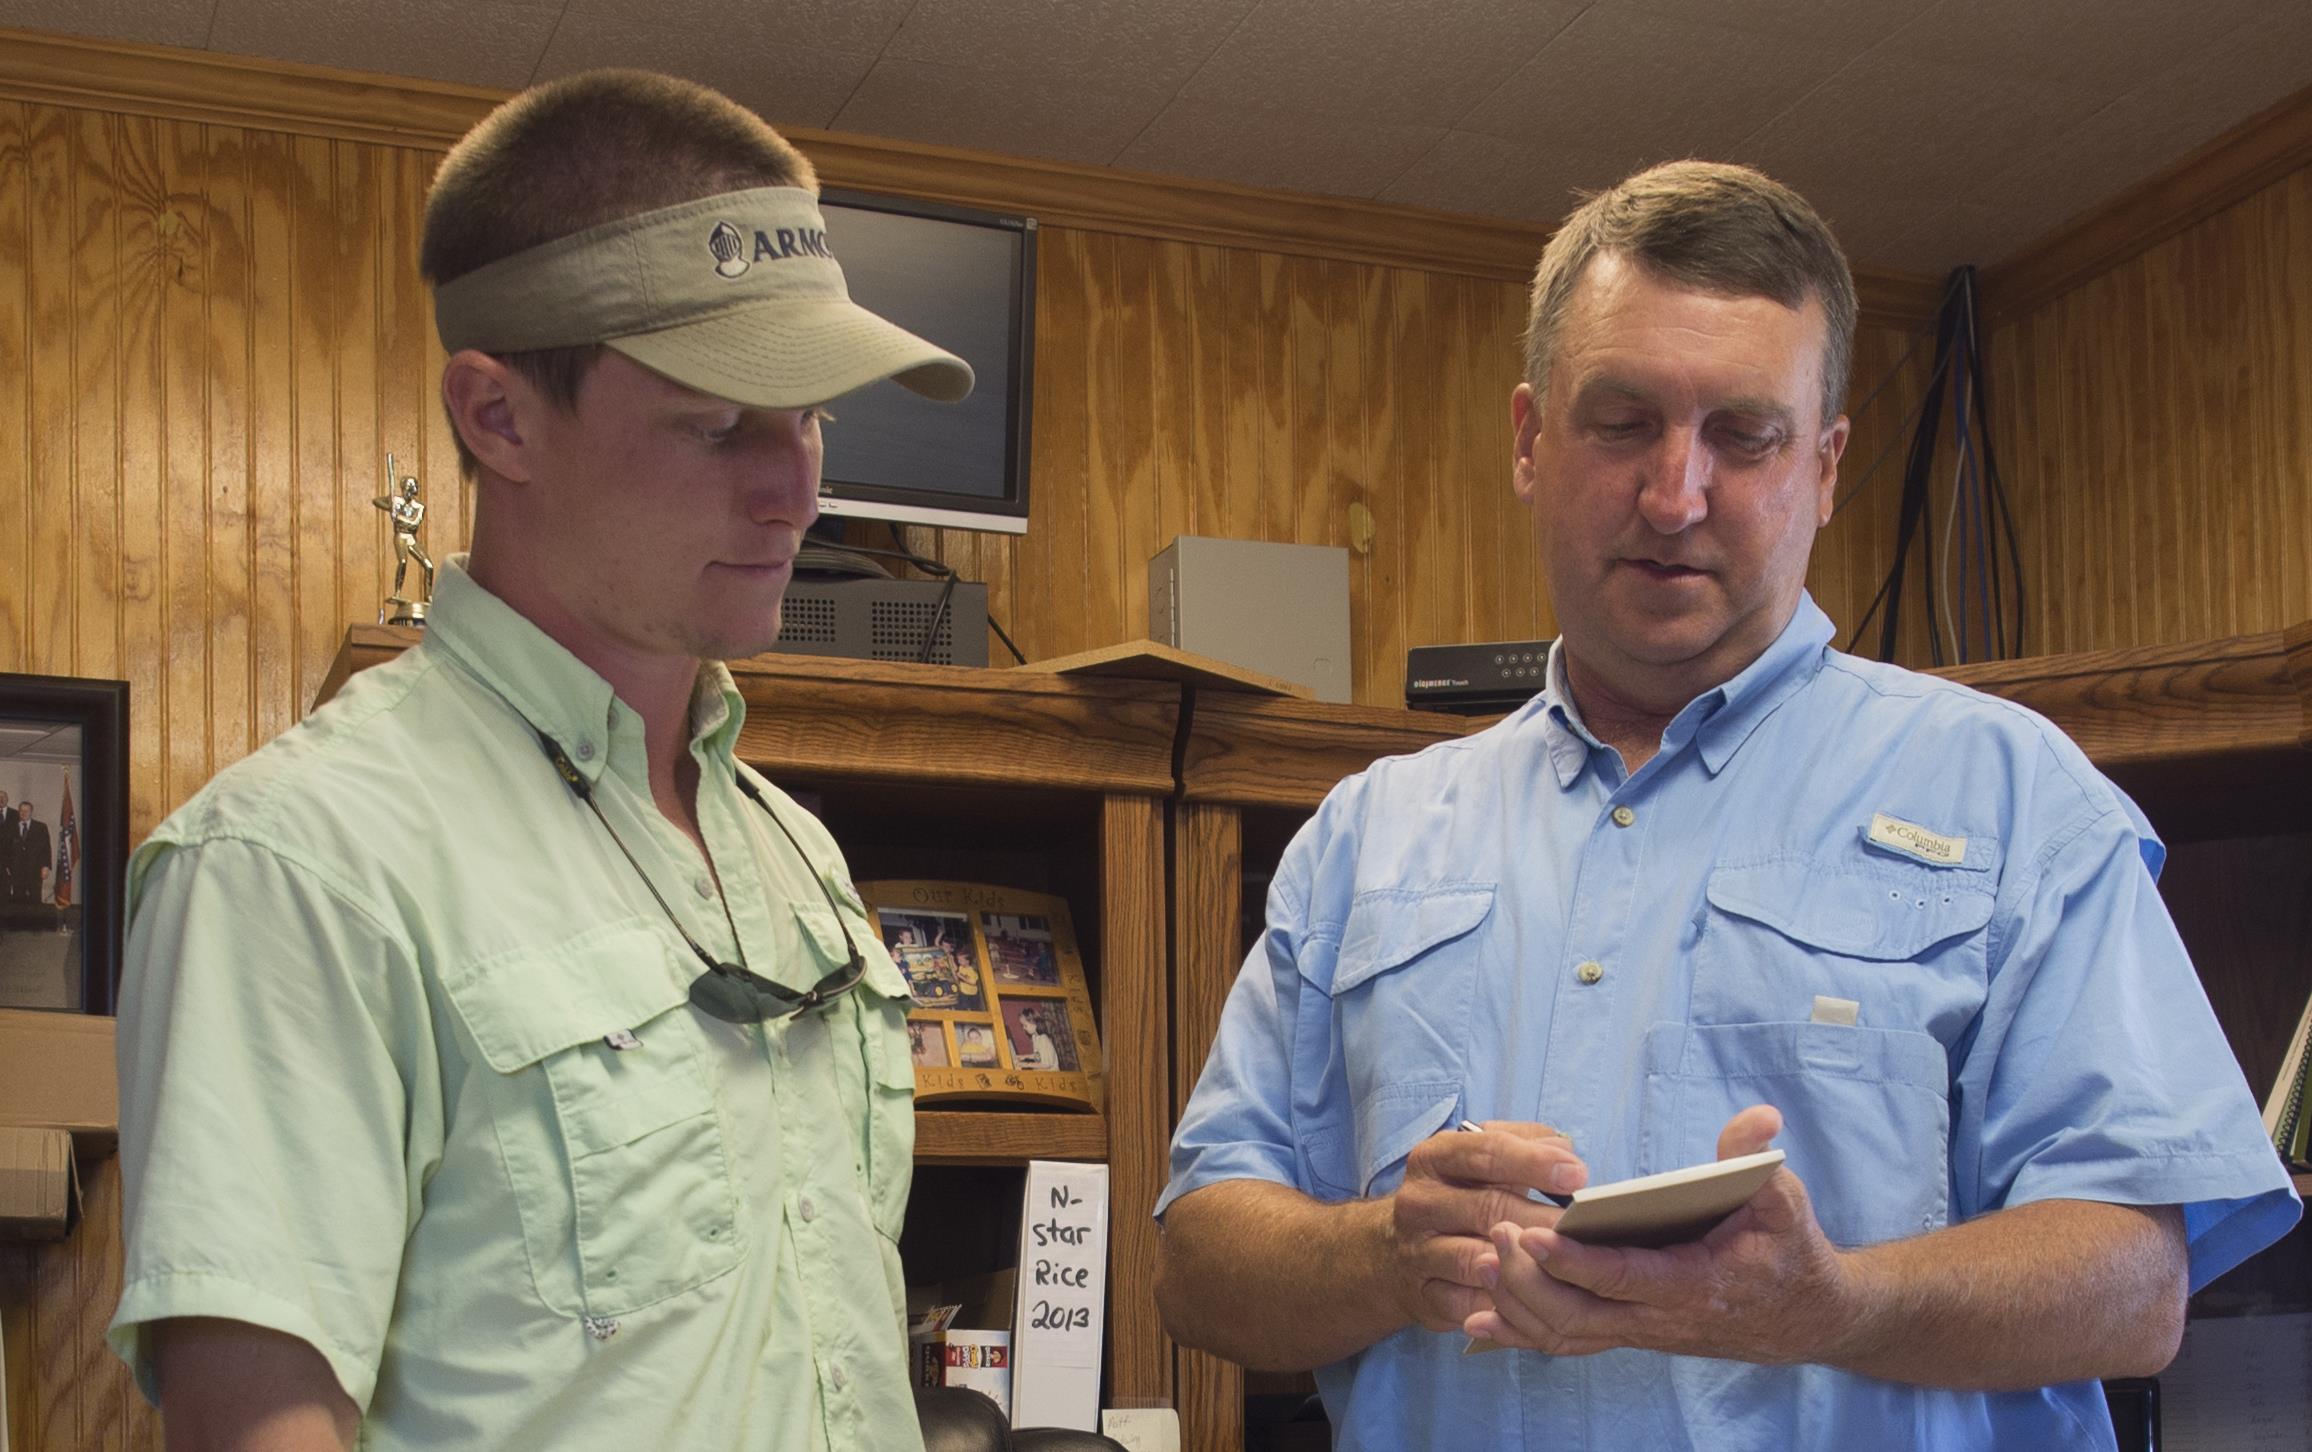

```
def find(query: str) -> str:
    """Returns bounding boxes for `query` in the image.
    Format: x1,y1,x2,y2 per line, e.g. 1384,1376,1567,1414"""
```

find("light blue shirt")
1160,594,2299,1452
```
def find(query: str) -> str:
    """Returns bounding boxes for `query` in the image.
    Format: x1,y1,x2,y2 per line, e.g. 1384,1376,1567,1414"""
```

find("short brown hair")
422,70,819,474
1523,160,1856,427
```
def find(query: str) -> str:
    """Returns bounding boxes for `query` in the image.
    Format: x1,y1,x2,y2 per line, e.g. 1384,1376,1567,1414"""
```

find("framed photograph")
0,673,128,1014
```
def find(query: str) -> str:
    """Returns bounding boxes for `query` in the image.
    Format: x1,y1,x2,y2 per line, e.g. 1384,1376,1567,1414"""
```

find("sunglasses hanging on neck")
536,730,866,1024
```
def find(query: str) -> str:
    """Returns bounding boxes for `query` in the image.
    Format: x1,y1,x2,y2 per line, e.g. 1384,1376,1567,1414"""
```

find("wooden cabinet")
1164,621,2312,1451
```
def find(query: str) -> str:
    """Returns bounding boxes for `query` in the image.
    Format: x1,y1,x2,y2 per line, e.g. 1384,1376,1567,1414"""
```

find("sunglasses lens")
689,969,763,1024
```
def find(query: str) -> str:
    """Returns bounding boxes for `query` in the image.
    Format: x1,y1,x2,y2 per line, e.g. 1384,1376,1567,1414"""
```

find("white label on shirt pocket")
1811,995,1860,1026
1867,812,1966,866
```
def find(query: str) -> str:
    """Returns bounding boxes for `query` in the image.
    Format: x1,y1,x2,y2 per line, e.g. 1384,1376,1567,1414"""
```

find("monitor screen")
815,190,1036,535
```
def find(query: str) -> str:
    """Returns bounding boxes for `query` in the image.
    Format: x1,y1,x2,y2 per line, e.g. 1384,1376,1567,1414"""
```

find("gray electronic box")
772,577,989,667
1149,536,1351,702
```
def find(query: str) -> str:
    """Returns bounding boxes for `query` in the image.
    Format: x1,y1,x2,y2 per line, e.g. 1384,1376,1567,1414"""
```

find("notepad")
1550,1149,1786,1249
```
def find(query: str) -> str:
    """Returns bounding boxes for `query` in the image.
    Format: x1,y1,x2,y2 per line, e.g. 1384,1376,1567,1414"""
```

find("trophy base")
381,598,429,628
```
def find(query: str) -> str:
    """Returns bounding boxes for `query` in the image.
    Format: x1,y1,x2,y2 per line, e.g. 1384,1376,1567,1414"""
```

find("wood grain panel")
1987,165,2312,660
913,1111,1105,1165
1100,793,1173,1413
1170,800,1246,1452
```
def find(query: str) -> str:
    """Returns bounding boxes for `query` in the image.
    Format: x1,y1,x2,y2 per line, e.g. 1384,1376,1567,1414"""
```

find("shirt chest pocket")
443,925,743,1319
1693,856,1994,1031
1294,883,1493,1199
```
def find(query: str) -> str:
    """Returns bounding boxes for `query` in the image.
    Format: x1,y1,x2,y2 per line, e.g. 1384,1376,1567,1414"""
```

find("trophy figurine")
375,453,436,627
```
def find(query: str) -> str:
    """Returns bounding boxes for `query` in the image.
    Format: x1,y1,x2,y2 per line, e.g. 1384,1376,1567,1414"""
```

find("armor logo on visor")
708,220,748,278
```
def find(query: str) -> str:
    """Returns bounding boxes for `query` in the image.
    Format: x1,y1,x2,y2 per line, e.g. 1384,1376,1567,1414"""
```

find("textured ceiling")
6,0,2310,275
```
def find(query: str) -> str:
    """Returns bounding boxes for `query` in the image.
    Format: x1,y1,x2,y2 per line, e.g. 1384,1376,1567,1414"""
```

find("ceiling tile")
532,11,877,131
1,0,216,49
1172,0,1585,130
1457,6,1845,163
832,59,1179,168
1876,0,2268,94
1968,5,2312,263
1114,101,1445,199
1376,128,1658,225
206,0,557,91
560,0,915,57
880,0,1257,94
1735,50,2107,224
1589,0,1919,58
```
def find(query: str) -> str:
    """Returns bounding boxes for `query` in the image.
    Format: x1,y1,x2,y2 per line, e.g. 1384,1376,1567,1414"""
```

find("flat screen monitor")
814,189,1035,535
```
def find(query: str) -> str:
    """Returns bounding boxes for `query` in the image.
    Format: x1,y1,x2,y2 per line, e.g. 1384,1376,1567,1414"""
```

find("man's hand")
1463,1105,1857,1362
1389,1120,1589,1334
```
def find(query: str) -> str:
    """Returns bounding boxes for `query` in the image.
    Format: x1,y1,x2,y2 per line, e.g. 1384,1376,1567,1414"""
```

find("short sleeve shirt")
109,558,925,1451
1161,593,2300,1452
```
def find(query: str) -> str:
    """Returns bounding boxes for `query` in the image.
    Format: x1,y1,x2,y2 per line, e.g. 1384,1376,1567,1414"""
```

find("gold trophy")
374,453,435,627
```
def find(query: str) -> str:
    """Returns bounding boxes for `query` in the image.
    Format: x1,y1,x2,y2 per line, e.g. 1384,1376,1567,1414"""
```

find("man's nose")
1635,428,1710,534
747,422,824,526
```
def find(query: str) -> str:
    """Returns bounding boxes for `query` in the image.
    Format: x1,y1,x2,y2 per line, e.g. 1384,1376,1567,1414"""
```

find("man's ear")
442,351,536,484
1814,413,1851,528
1511,382,1543,506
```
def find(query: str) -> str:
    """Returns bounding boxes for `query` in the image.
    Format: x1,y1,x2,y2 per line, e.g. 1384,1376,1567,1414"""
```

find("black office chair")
914,1386,1130,1452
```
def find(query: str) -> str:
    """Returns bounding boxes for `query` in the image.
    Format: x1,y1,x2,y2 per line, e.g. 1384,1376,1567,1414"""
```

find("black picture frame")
0,672,128,1014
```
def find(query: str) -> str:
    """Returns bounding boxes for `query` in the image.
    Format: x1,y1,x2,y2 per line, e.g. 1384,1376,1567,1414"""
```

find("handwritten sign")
1011,1159,1109,1430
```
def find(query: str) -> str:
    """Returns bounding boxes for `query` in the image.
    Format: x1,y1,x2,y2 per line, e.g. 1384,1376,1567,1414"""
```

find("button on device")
1611,805,1637,828
1576,960,1605,985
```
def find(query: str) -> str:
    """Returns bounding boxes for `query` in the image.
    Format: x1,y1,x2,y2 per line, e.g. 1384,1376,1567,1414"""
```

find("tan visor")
431,186,974,409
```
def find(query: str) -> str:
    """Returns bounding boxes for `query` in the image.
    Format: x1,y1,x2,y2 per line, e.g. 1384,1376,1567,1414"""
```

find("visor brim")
605,297,975,410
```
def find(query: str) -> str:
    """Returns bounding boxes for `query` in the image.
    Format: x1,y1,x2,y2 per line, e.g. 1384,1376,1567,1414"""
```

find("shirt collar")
1527,592,1837,786
423,556,747,786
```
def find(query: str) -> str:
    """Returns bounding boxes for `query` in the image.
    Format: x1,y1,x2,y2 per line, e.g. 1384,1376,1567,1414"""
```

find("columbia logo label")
708,221,748,278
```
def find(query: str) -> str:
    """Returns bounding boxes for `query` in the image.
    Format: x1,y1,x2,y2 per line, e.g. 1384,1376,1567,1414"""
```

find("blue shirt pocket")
1294,883,1492,1198
1641,1020,1954,1248
1694,855,1994,1036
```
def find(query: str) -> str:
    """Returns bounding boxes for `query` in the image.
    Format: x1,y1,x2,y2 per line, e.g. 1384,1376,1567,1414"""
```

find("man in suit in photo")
6,800,52,925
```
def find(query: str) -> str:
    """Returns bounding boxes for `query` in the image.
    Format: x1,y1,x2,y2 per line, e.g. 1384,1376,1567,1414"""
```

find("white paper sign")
1010,1159,1109,1430
2160,1310,2312,1452
1101,1408,1181,1451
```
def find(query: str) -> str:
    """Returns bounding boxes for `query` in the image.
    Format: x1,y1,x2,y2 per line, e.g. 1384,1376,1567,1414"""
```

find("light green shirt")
109,559,924,1451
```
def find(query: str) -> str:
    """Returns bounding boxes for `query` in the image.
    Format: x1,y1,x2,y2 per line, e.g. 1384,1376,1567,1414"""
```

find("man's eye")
1593,419,1646,439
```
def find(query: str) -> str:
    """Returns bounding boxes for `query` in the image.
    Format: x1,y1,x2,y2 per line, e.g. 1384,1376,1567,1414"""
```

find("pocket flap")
443,922,694,1073
1356,1084,1464,1198
1328,884,1496,996
1707,861,1992,962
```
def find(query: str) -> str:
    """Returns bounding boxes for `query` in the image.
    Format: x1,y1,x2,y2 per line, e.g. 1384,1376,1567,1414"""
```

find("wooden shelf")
914,1110,1107,1166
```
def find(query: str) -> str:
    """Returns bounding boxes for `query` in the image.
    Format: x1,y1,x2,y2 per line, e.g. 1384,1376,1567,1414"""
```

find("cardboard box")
0,1125,79,1239
0,1009,118,1153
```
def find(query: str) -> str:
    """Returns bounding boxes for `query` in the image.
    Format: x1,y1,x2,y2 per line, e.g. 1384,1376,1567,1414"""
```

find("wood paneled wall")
1985,165,2312,655
0,93,1933,845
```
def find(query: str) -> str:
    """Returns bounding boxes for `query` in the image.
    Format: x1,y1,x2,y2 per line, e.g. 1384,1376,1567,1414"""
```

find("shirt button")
694,876,715,900
1576,960,1605,985
575,740,595,761
798,1196,817,1223
830,1364,847,1392
1611,805,1636,828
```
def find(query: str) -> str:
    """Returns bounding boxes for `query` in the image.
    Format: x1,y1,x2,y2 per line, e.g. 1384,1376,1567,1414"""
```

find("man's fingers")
1412,1124,1588,1200
1716,1103,1783,1161
1520,1225,1692,1306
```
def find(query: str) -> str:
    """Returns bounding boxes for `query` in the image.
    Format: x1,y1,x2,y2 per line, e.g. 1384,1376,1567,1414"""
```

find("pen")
1458,1119,1573,1207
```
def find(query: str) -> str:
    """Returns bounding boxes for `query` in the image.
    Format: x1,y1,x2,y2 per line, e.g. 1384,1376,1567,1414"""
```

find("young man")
110,71,970,1451
1155,161,2299,1449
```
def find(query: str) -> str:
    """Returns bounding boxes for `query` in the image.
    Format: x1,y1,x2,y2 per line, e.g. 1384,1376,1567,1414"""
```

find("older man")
110,70,970,1451
1155,161,2298,1449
